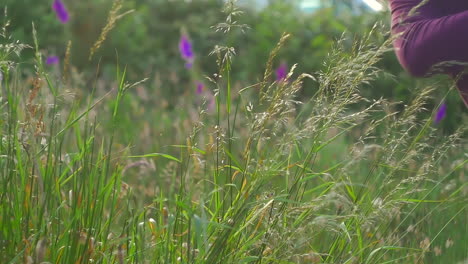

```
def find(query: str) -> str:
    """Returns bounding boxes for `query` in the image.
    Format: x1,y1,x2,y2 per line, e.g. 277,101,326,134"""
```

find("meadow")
0,0,467,263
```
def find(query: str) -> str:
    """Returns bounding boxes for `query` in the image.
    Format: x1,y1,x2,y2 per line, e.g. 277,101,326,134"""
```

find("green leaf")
170,144,206,155
128,153,181,163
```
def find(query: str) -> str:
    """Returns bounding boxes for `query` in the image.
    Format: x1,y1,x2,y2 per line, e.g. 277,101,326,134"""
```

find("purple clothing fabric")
390,0,468,107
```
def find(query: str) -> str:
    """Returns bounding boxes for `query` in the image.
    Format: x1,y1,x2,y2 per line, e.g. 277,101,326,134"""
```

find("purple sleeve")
390,0,468,106
393,11,468,77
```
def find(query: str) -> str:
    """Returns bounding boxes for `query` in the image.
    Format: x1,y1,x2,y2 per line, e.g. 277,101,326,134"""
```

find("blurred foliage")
3,0,466,131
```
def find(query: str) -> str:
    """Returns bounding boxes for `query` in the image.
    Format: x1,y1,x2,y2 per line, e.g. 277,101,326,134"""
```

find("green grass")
1,3,467,264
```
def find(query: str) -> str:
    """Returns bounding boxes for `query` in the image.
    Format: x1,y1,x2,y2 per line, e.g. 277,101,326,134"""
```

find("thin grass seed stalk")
89,0,134,61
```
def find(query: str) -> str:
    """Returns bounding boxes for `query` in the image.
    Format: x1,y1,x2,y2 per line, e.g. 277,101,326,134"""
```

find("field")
0,1,467,263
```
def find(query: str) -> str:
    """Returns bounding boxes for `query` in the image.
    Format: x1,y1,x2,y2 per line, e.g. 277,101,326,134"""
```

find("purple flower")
275,62,288,82
185,62,193,69
196,82,204,94
52,0,69,24
434,102,447,124
46,56,60,65
179,34,194,68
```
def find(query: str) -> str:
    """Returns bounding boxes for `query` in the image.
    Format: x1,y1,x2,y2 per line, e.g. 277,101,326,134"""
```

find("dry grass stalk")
89,0,134,60
63,40,72,82
259,32,290,103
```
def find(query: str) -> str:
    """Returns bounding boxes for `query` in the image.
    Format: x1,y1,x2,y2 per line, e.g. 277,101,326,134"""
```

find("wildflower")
196,82,204,94
434,102,447,124
46,56,59,65
275,62,288,82
179,34,194,68
52,0,70,24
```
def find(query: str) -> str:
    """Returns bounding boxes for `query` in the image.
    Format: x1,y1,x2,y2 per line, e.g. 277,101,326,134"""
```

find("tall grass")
1,1,467,264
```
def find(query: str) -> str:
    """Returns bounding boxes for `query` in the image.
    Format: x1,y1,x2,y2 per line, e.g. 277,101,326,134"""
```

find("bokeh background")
4,0,466,133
